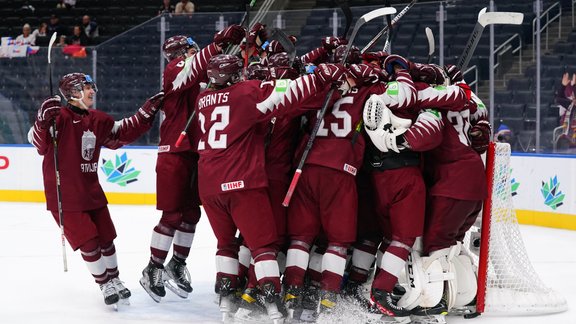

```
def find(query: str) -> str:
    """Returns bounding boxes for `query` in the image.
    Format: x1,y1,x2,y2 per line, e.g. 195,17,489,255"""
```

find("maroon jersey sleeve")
101,107,155,149
415,82,468,111
163,43,220,94
300,47,329,65
377,70,417,111
403,109,444,152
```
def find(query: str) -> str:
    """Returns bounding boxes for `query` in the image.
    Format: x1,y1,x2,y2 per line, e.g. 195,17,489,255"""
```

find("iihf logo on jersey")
100,152,140,187
540,175,565,210
81,130,96,161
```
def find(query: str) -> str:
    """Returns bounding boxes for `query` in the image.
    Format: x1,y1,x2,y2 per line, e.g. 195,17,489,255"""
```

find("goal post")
472,142,568,315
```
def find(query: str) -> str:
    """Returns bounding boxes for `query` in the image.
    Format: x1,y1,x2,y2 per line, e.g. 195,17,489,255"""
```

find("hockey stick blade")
479,11,523,27
425,27,434,63
48,32,57,65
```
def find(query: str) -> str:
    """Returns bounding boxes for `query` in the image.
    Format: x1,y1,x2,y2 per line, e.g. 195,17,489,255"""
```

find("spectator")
34,23,49,46
15,23,35,45
69,25,88,46
494,124,514,145
554,72,576,147
175,0,194,14
55,35,67,47
158,0,175,15
47,14,68,37
57,0,76,9
81,15,99,42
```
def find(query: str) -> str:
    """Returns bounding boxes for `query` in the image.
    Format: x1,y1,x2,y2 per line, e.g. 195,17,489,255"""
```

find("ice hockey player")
28,72,163,306
140,24,245,303
195,50,348,322
283,54,416,322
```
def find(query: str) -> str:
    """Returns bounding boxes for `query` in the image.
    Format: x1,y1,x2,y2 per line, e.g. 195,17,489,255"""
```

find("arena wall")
0,145,574,230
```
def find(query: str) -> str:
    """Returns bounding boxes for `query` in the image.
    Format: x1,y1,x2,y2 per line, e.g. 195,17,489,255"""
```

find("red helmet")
332,45,361,65
162,35,200,62
58,73,98,100
362,51,389,67
268,52,303,77
207,54,243,87
247,62,270,81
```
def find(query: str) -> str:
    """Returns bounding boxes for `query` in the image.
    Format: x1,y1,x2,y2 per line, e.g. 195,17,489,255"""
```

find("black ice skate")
164,256,193,298
284,285,318,323
100,280,120,306
234,287,269,324
111,277,131,305
370,288,412,324
217,277,239,323
139,260,166,303
410,297,448,324
260,282,286,324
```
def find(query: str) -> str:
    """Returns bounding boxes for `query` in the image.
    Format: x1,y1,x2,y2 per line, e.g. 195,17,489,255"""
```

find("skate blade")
233,310,269,324
119,297,131,306
410,314,446,324
377,316,412,324
164,279,190,299
139,278,162,303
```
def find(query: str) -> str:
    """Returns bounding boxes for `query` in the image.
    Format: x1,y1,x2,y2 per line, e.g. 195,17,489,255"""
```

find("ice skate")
234,287,269,324
139,260,166,303
284,285,318,323
164,256,193,298
100,280,120,307
260,282,285,324
111,277,131,305
218,277,239,322
370,288,412,324
343,281,372,310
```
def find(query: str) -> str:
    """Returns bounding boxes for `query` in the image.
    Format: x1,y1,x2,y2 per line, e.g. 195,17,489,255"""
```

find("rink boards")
0,145,574,230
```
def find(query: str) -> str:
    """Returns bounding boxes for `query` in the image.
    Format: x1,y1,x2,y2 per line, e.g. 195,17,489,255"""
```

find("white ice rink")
0,202,574,324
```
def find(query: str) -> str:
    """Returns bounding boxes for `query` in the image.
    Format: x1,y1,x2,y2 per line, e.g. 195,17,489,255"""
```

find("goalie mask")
207,54,243,87
162,35,200,62
59,73,98,102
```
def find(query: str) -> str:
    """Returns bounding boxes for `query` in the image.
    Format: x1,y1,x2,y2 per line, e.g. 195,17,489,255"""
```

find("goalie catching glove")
363,94,410,153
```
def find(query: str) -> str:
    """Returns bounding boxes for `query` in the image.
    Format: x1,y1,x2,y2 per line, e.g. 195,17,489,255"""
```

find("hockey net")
463,142,568,315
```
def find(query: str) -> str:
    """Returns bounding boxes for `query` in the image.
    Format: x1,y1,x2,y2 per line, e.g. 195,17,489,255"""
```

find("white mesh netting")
465,143,568,315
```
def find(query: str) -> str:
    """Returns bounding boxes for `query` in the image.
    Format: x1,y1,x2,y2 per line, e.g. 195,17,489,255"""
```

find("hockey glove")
445,64,463,83
247,23,267,49
314,63,348,87
321,36,348,51
213,24,245,48
348,64,382,87
37,95,61,129
138,92,164,122
469,120,491,154
383,54,410,76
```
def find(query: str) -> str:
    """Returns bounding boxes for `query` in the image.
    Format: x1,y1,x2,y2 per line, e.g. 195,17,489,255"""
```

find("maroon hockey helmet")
332,45,361,65
207,54,243,86
59,72,98,100
268,52,303,74
247,62,270,81
162,35,200,62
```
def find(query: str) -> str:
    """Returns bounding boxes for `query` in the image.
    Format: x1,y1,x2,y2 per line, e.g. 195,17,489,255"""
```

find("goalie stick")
361,0,417,54
457,8,524,71
48,32,68,272
382,0,393,53
282,6,397,207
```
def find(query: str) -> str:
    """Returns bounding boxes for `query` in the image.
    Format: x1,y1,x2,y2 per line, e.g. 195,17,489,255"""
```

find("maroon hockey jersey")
159,43,220,153
195,76,331,197
299,70,417,175
29,105,154,211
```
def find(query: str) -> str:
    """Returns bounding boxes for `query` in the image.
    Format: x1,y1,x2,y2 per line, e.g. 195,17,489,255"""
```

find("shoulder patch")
425,109,441,119
275,79,288,92
434,85,447,91
386,81,399,96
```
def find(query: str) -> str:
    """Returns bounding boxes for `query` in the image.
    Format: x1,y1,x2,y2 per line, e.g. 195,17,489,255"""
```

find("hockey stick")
382,0,393,53
48,32,68,272
361,0,417,54
457,8,524,71
336,0,353,38
175,0,259,148
425,27,435,64
282,7,397,207
268,27,296,66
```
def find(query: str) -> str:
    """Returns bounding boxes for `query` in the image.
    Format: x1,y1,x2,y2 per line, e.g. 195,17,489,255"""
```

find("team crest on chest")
82,130,96,161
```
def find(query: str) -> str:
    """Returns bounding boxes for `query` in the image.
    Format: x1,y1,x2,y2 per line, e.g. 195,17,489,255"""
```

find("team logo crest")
81,130,96,161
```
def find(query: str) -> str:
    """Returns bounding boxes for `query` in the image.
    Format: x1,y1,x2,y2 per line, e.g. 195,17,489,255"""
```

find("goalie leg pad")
452,253,477,307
